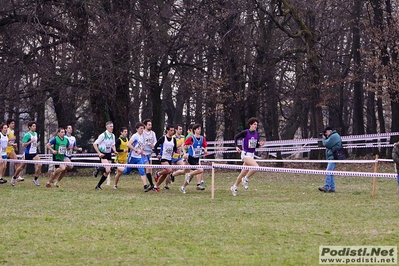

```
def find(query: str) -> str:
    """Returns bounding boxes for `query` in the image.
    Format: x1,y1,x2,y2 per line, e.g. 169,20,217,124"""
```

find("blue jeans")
324,162,336,191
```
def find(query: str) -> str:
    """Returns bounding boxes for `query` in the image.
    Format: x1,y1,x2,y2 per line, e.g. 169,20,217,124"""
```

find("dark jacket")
322,130,342,160
392,142,399,173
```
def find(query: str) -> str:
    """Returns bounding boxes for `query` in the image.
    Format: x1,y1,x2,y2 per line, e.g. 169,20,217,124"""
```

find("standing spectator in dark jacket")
318,126,342,193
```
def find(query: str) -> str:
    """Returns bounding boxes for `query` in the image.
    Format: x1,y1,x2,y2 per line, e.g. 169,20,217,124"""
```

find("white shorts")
241,151,255,161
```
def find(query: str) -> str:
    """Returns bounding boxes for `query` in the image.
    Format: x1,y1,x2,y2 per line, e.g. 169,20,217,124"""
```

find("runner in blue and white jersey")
124,122,154,192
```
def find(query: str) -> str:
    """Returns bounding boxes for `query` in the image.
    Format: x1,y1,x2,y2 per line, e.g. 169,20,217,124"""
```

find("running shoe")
17,176,24,182
153,186,160,193
242,177,249,190
144,184,153,192
196,185,205,190
11,177,16,187
185,173,191,184
0,178,7,184
113,185,118,190
231,185,237,196
33,179,40,186
93,167,99,177
179,186,186,194
95,186,102,190
154,171,160,183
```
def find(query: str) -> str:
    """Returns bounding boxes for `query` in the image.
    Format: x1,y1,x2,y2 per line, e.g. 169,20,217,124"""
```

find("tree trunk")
352,0,366,156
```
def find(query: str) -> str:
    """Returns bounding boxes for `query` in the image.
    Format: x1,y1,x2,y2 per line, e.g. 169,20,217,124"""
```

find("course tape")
34,138,393,160
212,163,397,179
0,158,213,170
1,158,396,179
256,144,393,152
200,158,381,164
207,132,399,145
206,144,393,155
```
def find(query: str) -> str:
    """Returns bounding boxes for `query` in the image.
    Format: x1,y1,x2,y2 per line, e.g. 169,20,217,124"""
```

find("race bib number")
105,144,112,153
58,145,67,154
248,137,257,149
165,147,173,156
66,149,72,156
194,147,202,157
135,143,143,153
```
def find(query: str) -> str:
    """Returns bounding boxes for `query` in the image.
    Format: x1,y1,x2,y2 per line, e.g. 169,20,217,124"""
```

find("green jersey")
49,135,70,161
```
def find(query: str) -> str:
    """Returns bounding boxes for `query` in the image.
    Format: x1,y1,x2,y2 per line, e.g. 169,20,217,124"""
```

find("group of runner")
0,119,36,185
0,121,82,187
0,117,265,196
92,120,209,194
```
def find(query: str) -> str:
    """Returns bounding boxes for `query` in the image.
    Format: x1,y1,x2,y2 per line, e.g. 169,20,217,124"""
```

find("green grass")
0,165,398,266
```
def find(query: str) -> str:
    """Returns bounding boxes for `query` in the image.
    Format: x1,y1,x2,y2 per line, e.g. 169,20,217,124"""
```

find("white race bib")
194,147,202,157
248,137,257,149
58,145,67,154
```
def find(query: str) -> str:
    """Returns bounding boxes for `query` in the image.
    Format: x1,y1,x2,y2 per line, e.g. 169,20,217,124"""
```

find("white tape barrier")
207,131,399,145
201,158,383,164
257,144,393,151
28,132,395,159
11,132,395,161
207,132,397,158
1,157,396,180
57,144,390,159
0,158,212,170
206,143,393,155
212,163,397,179
208,142,391,150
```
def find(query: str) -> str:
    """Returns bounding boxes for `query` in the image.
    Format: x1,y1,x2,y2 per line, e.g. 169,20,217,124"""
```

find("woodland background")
1,0,399,157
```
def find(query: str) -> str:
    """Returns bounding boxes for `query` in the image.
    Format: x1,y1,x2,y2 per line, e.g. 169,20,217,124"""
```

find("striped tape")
200,158,383,164
207,131,399,145
212,163,397,179
1,158,396,179
0,158,212,170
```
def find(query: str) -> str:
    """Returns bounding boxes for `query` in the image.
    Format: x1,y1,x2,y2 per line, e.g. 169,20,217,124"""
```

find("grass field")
1,162,398,266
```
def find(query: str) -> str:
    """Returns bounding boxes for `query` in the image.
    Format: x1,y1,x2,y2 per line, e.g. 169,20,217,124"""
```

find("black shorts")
160,159,172,164
187,156,200,170
25,153,37,160
53,158,64,168
100,153,112,161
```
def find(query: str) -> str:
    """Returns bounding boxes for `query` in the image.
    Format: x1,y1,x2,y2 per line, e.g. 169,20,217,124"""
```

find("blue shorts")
172,157,183,164
142,154,151,164
2,155,7,159
124,156,145,176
